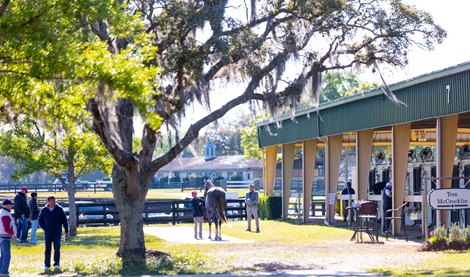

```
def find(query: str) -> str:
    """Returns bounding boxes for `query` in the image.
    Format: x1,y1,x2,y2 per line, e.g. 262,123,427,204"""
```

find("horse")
372,181,387,195
204,180,228,240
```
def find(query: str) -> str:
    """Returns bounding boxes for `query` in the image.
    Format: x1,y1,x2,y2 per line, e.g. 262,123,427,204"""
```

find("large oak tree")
1,0,446,268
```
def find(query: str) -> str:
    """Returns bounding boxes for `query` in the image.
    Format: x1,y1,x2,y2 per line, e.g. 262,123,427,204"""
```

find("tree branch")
0,0,9,17
88,83,137,170
149,51,288,174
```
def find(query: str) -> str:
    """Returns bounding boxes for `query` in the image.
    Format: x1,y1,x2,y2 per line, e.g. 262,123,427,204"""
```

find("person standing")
341,182,356,222
29,192,39,244
38,196,68,271
190,191,204,239
14,186,29,243
382,182,393,234
0,199,17,275
245,183,260,232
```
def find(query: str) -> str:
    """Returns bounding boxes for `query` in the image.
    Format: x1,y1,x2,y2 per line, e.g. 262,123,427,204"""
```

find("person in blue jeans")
0,199,17,275
13,186,29,243
38,196,68,271
29,192,39,244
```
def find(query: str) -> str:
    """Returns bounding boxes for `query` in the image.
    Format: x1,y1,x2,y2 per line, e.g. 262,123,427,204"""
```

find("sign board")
428,188,470,210
328,193,336,205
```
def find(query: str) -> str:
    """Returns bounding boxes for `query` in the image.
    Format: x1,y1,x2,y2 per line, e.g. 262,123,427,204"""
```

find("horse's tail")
216,206,228,224
213,189,228,224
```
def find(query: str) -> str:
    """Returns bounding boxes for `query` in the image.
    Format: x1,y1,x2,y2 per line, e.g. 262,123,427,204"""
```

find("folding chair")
357,202,379,242
385,202,408,241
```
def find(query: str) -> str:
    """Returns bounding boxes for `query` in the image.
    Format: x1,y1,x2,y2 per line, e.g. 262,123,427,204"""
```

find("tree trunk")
113,165,147,268
66,187,78,236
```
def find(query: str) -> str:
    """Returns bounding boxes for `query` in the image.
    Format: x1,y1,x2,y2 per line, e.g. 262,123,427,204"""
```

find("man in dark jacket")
13,186,29,243
382,182,393,234
38,196,68,271
29,192,39,244
341,182,356,222
190,191,205,239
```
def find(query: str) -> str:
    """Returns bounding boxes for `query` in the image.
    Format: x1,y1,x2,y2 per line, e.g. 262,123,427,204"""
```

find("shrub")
266,196,282,219
463,226,470,244
258,196,268,219
449,223,464,242
420,224,470,251
258,196,282,219
229,175,242,181
433,225,447,241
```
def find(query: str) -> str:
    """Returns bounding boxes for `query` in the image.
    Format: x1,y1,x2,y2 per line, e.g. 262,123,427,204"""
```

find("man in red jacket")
0,199,17,275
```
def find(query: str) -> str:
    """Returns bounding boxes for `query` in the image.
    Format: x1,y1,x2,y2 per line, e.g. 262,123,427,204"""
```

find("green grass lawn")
8,221,470,276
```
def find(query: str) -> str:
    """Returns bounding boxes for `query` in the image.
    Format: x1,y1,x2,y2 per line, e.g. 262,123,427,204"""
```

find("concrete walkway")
144,226,252,244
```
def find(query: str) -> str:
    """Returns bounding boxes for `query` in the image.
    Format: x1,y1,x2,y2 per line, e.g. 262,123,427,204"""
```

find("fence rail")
0,183,111,193
71,199,247,226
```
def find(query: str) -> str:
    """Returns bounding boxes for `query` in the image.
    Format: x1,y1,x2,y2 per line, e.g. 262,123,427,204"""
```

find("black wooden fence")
0,183,110,193
5,195,325,226
70,199,247,226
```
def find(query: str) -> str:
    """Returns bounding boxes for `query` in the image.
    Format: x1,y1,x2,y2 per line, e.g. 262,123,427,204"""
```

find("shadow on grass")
69,233,121,248
371,268,470,276
37,268,64,276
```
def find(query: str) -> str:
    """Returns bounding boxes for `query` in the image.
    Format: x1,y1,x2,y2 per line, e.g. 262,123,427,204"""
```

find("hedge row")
258,196,282,220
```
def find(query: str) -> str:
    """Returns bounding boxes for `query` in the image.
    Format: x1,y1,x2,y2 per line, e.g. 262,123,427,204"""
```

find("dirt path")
146,225,432,273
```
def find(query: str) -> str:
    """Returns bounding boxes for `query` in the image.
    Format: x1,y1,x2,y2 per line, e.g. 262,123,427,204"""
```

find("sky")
380,0,470,83
176,0,470,131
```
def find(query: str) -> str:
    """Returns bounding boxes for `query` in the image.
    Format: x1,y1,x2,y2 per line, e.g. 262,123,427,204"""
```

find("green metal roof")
258,62,470,148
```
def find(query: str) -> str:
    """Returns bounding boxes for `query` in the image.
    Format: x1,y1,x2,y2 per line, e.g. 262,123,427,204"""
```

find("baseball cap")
191,191,197,196
2,199,12,206
386,182,392,188
21,186,28,192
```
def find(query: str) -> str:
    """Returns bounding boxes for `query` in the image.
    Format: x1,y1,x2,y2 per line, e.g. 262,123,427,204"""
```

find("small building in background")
155,142,262,189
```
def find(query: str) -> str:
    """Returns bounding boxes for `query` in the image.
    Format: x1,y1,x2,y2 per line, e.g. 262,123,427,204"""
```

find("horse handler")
190,191,204,239
245,184,260,232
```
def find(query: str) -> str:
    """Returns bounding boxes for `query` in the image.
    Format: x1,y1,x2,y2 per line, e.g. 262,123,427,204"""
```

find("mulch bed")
418,239,470,251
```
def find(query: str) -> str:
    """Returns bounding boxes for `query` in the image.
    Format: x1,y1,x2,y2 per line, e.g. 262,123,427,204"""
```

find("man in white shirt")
245,184,260,232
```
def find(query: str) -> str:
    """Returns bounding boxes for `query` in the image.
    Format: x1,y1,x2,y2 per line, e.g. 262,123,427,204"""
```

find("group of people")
190,182,260,239
0,187,68,275
12,186,39,244
341,180,395,234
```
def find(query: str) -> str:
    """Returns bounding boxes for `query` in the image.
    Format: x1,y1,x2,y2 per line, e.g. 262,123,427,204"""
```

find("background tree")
0,116,111,236
320,72,379,103
199,114,251,156
241,117,264,161
1,0,446,268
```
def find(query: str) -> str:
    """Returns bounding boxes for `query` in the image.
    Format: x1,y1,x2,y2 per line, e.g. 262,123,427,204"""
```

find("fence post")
171,203,176,225
76,204,80,226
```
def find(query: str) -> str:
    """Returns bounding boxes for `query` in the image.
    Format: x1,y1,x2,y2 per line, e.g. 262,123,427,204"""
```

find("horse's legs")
218,219,222,240
214,219,219,240
208,215,212,240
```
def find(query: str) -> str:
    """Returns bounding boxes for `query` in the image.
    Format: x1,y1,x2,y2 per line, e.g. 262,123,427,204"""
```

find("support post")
303,139,317,223
356,130,374,201
436,114,459,227
264,145,278,196
325,135,343,224
282,143,296,220
391,123,411,235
